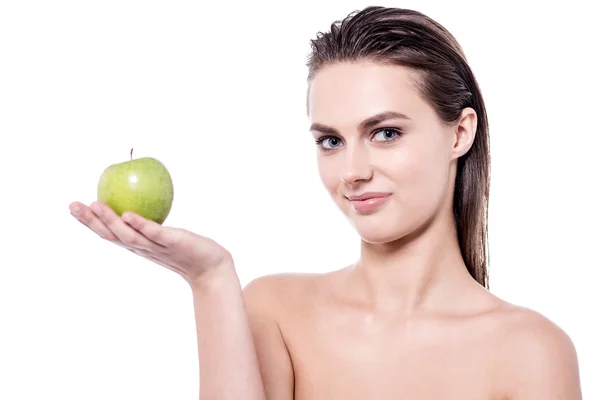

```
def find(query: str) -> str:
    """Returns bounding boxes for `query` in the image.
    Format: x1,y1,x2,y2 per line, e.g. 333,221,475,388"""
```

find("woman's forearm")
191,265,266,400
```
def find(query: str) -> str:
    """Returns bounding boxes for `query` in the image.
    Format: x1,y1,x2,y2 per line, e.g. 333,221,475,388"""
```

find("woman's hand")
69,200,234,287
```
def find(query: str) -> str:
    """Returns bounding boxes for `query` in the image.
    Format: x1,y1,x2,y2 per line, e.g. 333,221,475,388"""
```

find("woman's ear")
452,107,478,159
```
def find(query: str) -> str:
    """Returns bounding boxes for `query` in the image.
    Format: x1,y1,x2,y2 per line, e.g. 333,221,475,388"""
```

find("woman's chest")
281,306,503,399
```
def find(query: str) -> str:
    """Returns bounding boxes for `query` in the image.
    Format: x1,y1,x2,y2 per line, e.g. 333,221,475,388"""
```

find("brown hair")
307,6,491,289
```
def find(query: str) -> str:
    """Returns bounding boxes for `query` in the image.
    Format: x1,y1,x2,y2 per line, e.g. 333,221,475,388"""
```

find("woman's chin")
348,212,428,246
349,220,407,245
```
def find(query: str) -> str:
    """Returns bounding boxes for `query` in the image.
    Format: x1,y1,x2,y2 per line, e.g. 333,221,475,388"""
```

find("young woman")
69,6,582,399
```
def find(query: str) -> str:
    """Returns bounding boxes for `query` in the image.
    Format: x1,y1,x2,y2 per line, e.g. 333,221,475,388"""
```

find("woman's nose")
340,146,373,185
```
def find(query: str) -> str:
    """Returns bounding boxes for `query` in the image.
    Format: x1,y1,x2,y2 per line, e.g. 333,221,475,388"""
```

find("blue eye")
373,128,400,142
316,136,344,150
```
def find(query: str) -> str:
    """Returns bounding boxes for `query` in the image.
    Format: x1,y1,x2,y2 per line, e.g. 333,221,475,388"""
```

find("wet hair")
307,6,490,289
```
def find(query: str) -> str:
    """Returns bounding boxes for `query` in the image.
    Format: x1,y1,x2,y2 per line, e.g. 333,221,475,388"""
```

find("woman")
69,6,582,399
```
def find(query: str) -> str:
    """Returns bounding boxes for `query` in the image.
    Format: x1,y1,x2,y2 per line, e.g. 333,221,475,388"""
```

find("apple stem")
130,148,133,160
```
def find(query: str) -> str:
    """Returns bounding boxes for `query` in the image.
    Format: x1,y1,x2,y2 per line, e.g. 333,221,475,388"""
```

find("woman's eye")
318,136,343,149
373,128,400,142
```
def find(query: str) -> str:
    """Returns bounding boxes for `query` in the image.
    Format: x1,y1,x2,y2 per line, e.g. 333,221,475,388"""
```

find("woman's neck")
349,211,476,316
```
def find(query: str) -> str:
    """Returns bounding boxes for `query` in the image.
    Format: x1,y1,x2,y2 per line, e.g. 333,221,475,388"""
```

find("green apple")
97,149,174,224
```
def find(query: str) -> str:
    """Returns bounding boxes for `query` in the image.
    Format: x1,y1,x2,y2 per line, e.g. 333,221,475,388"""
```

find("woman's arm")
243,275,295,400
68,202,291,399
191,265,267,400
192,268,295,400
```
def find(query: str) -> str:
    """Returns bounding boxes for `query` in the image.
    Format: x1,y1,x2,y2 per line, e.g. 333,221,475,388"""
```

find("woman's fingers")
70,202,118,242
121,211,174,248
70,201,167,254
71,201,186,279
88,201,167,251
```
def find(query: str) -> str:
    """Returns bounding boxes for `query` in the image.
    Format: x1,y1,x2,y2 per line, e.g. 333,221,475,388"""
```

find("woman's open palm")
69,200,232,286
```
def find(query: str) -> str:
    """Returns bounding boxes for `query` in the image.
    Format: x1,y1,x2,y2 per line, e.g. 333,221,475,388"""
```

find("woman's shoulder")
485,300,581,397
243,271,325,294
242,271,329,317
465,289,577,365
487,299,576,353
243,268,334,296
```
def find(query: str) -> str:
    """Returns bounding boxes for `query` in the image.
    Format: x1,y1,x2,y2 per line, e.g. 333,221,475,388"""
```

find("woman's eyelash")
315,128,403,146
373,128,403,140
315,135,343,150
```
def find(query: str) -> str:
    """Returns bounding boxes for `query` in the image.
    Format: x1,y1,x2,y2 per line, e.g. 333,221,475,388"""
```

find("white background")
1,0,598,398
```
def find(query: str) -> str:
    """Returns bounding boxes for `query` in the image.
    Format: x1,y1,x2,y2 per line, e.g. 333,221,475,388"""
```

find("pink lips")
347,192,392,213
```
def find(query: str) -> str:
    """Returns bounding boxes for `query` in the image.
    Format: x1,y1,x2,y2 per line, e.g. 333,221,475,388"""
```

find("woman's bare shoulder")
242,270,332,315
488,300,576,350
488,301,581,398
243,268,336,294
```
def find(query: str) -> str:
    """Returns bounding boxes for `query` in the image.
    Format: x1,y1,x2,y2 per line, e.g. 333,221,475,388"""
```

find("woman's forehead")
307,62,428,127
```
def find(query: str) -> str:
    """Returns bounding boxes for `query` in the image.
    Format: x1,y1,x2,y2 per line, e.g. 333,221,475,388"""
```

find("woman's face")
307,61,476,244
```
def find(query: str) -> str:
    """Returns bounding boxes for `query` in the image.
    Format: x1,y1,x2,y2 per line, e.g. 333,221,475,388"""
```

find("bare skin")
69,60,581,399
245,270,581,399
244,61,581,399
